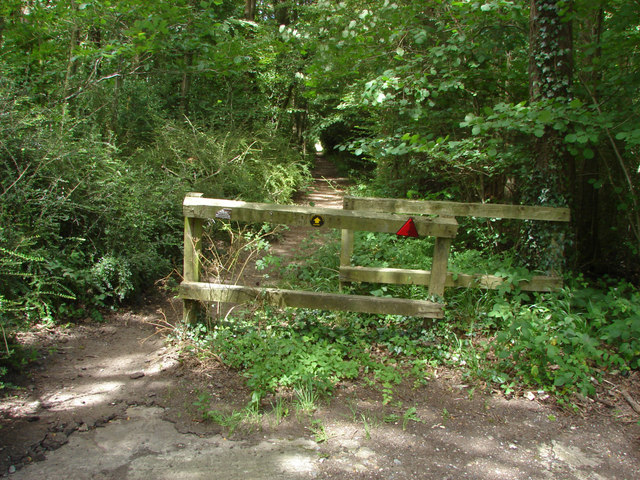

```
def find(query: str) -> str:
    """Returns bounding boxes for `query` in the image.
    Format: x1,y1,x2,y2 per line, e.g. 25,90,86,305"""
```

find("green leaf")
537,109,553,124
569,98,583,109
472,125,481,135
583,148,594,159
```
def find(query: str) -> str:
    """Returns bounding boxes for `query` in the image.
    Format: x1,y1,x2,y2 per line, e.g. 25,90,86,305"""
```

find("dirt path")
268,155,349,264
2,157,639,479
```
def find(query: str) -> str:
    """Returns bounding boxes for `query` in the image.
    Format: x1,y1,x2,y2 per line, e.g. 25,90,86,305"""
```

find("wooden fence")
180,193,457,321
339,196,569,294
180,193,569,323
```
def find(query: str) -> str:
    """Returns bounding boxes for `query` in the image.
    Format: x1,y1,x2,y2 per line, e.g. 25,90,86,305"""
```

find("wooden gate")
179,193,569,323
179,193,457,322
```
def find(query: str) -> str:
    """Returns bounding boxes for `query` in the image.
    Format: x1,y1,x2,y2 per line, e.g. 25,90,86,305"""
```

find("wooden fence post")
339,196,355,291
183,192,204,324
429,236,453,297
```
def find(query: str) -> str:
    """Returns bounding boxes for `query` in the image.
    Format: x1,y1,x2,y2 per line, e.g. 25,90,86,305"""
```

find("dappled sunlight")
279,453,315,475
26,336,181,414
42,381,125,410
306,399,589,480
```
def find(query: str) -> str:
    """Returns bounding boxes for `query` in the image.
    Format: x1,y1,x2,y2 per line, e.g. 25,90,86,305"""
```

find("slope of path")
268,155,349,263
235,155,349,289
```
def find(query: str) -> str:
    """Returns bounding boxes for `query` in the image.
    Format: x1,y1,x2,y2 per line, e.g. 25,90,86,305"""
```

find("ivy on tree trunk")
528,0,574,272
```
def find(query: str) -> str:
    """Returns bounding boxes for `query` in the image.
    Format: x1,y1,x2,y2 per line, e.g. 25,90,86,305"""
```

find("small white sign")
215,208,232,220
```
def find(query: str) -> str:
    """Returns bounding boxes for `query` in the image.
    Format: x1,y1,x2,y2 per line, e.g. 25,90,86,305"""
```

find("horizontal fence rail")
180,281,444,318
183,197,459,238
343,196,571,222
339,266,563,292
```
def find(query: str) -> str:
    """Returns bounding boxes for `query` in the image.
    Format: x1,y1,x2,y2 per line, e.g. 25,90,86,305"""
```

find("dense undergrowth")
0,96,309,385
181,219,639,418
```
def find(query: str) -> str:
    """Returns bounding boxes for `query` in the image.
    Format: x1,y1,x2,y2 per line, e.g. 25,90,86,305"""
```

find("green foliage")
301,0,640,277
486,280,640,396
0,0,312,384
138,121,309,204
193,392,250,436
201,309,362,401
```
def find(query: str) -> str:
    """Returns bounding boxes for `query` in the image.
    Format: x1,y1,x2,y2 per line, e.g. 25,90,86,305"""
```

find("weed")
467,387,476,401
295,382,319,414
383,414,400,428
193,392,261,436
402,406,421,430
442,408,450,422
360,413,372,439
310,419,328,443
269,397,289,425
205,409,245,436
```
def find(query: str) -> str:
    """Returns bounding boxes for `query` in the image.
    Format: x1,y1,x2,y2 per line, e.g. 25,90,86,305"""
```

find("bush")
484,279,640,396
0,89,309,331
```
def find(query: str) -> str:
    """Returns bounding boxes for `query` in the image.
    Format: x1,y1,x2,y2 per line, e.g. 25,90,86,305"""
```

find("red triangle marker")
397,218,419,237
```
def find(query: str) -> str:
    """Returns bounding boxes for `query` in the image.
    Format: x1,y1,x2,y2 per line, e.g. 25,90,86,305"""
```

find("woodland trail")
267,155,349,267
1,157,639,479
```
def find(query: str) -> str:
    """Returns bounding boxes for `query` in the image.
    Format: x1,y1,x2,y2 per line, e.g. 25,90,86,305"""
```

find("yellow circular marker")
310,215,324,227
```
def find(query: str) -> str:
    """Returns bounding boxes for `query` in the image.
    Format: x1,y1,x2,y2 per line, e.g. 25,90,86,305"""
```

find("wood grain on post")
183,193,204,324
339,196,355,291
429,237,453,297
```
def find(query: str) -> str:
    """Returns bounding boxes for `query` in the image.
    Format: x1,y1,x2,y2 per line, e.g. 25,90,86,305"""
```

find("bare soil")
1,157,639,479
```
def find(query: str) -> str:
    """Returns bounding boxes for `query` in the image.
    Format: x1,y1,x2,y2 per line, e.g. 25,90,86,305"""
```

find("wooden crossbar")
344,196,570,222
183,197,459,238
179,281,444,318
339,195,567,295
339,266,562,292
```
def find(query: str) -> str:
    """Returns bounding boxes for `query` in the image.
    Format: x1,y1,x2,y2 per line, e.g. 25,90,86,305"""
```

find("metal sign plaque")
310,215,324,227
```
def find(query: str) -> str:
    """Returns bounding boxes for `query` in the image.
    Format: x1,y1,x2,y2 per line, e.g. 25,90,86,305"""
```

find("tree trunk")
275,0,291,26
181,52,193,116
61,0,80,132
529,0,573,102
244,0,256,21
528,0,574,273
